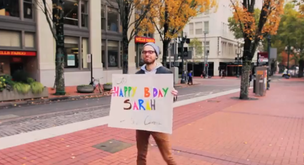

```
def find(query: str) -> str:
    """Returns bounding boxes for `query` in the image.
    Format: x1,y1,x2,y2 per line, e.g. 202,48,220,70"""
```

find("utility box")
255,66,268,96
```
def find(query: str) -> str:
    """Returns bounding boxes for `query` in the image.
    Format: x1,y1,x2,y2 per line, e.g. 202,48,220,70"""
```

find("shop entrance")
10,62,24,75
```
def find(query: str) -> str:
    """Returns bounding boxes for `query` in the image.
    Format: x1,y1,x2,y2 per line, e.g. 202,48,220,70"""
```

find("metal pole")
287,46,290,73
267,34,271,90
180,32,185,84
90,54,93,84
237,52,240,78
204,32,207,78
168,42,171,69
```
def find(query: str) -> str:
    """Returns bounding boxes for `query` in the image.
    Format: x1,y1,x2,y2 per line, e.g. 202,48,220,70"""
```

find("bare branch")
152,19,164,41
36,0,57,40
230,0,246,38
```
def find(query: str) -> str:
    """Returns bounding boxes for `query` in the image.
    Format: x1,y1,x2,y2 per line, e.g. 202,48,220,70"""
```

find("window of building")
81,0,88,27
107,41,119,67
64,36,79,68
107,7,119,32
204,21,209,34
189,23,194,35
0,0,20,17
25,32,35,48
0,30,21,47
195,22,202,35
24,0,33,19
203,41,210,54
102,40,106,67
82,38,88,69
101,5,106,30
63,0,79,26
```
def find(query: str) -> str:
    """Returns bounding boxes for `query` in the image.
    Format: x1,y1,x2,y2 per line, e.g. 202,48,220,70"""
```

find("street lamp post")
285,45,294,74
178,32,187,84
203,31,208,78
235,42,241,78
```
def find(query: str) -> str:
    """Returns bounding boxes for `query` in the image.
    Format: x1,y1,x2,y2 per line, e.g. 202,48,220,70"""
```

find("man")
188,70,193,85
135,42,178,165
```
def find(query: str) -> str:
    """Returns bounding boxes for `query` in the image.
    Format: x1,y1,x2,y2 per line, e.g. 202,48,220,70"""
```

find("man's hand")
171,89,178,102
171,89,178,96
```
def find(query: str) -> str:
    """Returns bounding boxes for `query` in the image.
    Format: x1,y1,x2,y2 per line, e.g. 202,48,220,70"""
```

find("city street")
0,76,303,165
0,78,240,137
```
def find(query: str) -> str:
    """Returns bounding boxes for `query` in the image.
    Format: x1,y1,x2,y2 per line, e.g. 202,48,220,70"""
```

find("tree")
144,0,217,66
107,0,155,74
228,8,261,39
230,0,284,99
188,38,203,62
269,3,304,77
35,0,74,95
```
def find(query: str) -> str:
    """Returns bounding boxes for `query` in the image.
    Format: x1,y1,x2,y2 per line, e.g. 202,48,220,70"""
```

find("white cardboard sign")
108,74,174,134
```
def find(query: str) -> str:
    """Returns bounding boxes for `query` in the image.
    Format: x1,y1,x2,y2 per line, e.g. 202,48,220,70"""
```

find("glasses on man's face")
141,50,155,55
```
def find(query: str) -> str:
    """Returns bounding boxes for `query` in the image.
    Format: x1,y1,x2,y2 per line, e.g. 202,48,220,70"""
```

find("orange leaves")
230,0,284,40
137,0,217,40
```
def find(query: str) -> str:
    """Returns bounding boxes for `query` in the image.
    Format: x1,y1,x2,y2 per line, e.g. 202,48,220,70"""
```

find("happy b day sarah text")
112,86,169,111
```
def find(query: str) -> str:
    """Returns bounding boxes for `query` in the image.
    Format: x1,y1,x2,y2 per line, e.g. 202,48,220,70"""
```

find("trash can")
255,66,268,96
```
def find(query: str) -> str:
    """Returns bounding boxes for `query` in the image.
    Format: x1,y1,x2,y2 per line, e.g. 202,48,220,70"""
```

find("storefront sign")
87,54,91,63
67,54,76,66
0,51,36,56
135,36,155,44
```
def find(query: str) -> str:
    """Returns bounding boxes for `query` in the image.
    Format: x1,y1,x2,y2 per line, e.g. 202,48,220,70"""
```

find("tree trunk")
298,59,304,77
54,1,65,95
122,30,129,74
239,60,251,100
162,40,169,67
55,42,65,95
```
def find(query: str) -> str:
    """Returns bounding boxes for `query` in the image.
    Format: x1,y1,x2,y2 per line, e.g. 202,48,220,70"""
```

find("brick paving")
0,80,304,165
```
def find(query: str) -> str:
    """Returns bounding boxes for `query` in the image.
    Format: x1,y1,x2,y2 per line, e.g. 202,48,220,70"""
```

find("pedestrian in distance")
135,42,178,165
188,70,193,85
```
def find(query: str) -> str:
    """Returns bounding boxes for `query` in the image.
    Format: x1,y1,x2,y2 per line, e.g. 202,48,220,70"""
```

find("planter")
77,85,94,93
0,87,49,101
103,84,112,91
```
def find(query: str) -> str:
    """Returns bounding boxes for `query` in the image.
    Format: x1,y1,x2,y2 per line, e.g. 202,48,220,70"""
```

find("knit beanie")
143,42,161,56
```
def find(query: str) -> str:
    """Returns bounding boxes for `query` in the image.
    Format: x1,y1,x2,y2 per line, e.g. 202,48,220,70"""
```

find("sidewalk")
0,80,303,165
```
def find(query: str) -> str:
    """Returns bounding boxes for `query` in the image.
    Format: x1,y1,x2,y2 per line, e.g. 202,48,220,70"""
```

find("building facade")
182,0,258,76
0,0,157,87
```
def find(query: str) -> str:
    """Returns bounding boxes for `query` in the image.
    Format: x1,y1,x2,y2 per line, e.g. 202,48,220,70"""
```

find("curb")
0,94,105,109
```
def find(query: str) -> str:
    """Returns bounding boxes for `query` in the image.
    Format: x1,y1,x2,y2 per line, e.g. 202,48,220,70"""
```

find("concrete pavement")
0,78,303,164
0,79,241,138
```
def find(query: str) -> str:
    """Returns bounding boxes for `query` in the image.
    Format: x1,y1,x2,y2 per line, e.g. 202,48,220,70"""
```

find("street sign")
87,54,91,63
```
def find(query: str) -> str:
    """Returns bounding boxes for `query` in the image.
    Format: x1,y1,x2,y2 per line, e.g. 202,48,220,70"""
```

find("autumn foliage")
138,0,217,64
231,0,284,41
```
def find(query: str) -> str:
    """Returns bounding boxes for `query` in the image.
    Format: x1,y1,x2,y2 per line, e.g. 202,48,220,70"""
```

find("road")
0,78,241,137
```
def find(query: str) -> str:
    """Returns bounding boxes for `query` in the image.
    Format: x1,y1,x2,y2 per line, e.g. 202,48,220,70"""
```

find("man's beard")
144,59,156,65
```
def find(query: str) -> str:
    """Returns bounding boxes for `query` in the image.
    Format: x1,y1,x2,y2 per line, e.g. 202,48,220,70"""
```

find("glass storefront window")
81,0,88,27
64,37,79,68
0,0,20,17
107,7,118,32
107,41,119,67
101,5,106,30
63,0,79,26
24,0,33,19
82,38,88,69
0,30,21,47
102,40,106,68
25,32,35,48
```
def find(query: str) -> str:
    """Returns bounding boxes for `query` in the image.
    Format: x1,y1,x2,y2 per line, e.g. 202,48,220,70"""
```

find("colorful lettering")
158,89,163,97
144,87,150,97
138,99,145,110
133,101,139,110
123,99,131,110
119,88,124,97
131,87,137,97
162,88,169,97
112,86,119,97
